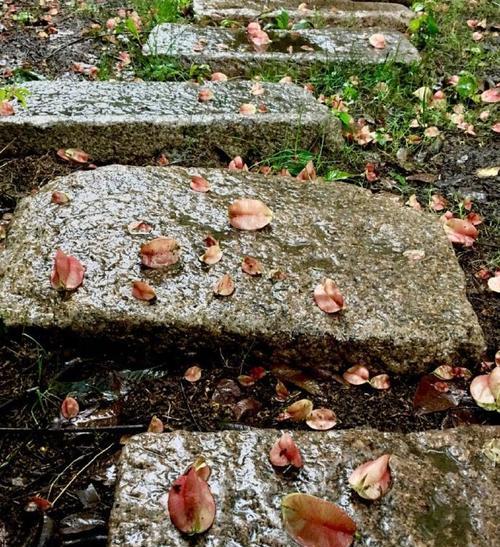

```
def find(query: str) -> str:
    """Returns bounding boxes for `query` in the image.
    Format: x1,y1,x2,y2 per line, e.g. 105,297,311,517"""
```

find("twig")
50,443,114,506
0,425,145,433
47,453,88,499
179,380,201,431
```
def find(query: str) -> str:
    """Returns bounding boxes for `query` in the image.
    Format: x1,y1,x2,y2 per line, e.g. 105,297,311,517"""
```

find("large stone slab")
0,165,484,373
0,80,339,162
109,427,499,546
193,0,414,31
144,23,420,76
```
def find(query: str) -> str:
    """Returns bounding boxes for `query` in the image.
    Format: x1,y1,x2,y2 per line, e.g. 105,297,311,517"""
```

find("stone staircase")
0,2,496,546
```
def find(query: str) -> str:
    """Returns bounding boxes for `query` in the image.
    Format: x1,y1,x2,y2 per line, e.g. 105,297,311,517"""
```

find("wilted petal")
306,408,337,430
370,374,390,390
239,103,257,115
184,366,202,382
487,274,500,293
198,88,214,102
167,466,215,534
228,199,273,230
191,175,211,193
228,156,248,171
275,380,290,401
200,244,222,265
127,220,153,235
314,278,345,314
277,399,313,422
210,72,227,82
470,374,496,411
481,88,500,103
343,365,370,385
296,160,317,182
348,454,391,500
443,218,478,247
140,237,181,268
213,274,235,296
50,249,85,291
242,256,263,276
56,148,91,164
147,415,164,433
369,33,386,49
132,280,157,302
61,396,79,419
269,432,303,468
51,191,70,205
282,493,356,547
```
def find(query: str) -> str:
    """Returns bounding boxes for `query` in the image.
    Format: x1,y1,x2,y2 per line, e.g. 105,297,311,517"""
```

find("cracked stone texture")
0,80,339,163
193,0,414,31
144,23,420,76
0,165,484,373
108,427,499,546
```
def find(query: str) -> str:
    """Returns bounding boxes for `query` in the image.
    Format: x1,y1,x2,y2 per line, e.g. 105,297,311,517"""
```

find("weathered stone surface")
109,427,499,546
193,0,414,31
144,23,420,75
0,165,484,373
0,80,339,162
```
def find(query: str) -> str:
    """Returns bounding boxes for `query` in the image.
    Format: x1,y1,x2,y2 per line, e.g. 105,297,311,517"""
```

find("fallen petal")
348,454,391,500
269,432,303,468
61,396,79,419
228,199,273,230
184,366,202,382
282,493,356,547
314,278,345,314
200,244,223,265
370,374,391,390
50,249,85,291
140,237,181,268
369,33,386,49
343,365,370,385
213,274,235,296
132,281,157,302
277,399,313,422
191,175,211,193
306,408,337,430
242,256,263,276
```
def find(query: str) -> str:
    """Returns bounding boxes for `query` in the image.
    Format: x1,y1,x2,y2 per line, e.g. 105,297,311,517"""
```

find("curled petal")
184,366,202,382
369,33,386,49
443,218,478,247
61,396,79,419
50,249,85,291
314,278,345,314
242,256,263,276
277,398,313,422
348,454,392,500
343,365,370,385
213,274,235,296
191,175,211,193
200,244,222,265
370,374,390,390
470,374,496,411
132,281,157,302
269,432,303,468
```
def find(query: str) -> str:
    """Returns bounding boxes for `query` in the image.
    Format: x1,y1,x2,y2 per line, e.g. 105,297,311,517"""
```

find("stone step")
193,0,415,31
144,23,420,76
0,80,339,163
0,166,484,373
109,427,499,546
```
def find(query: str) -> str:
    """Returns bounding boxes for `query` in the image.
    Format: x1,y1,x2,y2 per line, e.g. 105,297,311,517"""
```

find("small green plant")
0,86,30,107
274,10,290,30
456,71,479,99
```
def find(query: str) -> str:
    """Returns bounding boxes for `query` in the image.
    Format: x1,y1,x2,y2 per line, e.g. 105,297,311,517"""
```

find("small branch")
50,443,114,506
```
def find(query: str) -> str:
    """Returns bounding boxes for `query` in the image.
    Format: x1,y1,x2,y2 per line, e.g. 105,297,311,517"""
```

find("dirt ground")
0,1,499,546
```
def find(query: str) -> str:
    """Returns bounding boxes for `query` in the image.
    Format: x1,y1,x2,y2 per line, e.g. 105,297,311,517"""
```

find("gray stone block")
0,165,484,373
109,427,499,546
0,80,339,162
193,0,415,31
144,23,420,76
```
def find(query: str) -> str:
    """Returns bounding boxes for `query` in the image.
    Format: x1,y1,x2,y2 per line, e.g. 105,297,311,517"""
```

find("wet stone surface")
193,0,415,31
144,23,420,76
109,427,499,546
0,80,339,162
0,165,484,373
